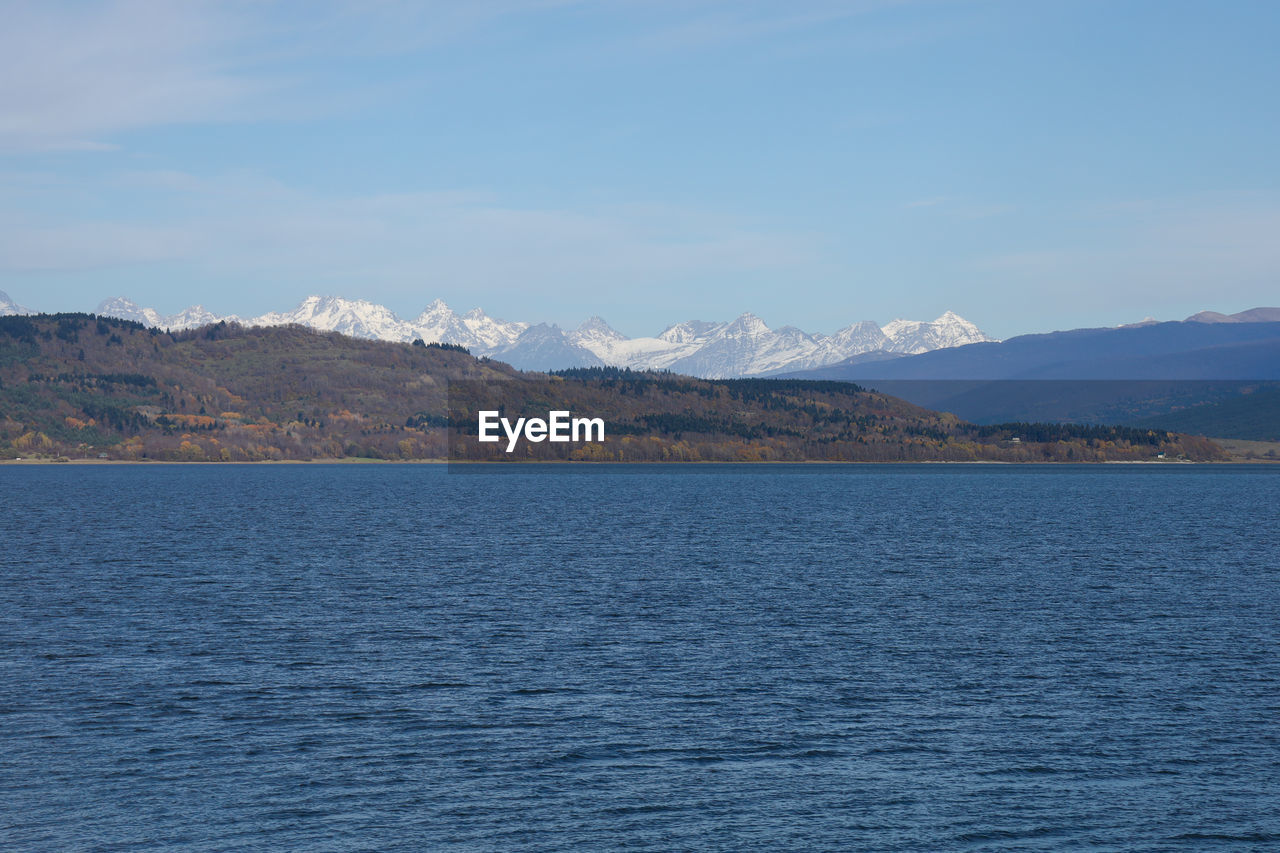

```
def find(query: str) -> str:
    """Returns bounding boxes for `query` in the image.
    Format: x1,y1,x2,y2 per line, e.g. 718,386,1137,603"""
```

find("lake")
2,464,1278,850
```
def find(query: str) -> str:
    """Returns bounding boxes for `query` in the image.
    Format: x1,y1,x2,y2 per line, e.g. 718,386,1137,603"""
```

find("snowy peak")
413,298,456,326
828,321,889,351
410,300,471,345
661,314,824,379
97,297,166,328
491,323,604,372
569,315,627,350
1,290,33,316
723,312,771,336
882,311,991,354
409,301,527,351
67,292,995,377
166,305,240,330
96,297,241,331
658,320,723,344
252,295,413,341
576,315,625,339
460,313,527,350
783,321,889,372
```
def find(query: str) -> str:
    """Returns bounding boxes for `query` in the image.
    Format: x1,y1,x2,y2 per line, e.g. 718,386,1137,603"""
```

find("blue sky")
2,0,1277,339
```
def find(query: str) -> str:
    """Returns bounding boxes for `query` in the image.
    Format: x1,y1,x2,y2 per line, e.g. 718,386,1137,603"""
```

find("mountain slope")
1186,306,1280,324
490,323,605,371
0,314,1221,462
1,291,33,317
882,310,991,354
1128,386,1280,441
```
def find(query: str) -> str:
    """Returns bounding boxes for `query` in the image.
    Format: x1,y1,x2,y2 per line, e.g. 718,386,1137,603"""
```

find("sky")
2,0,1278,340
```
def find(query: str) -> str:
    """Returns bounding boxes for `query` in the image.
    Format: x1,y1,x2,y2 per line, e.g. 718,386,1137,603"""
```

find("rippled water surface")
3,464,1279,850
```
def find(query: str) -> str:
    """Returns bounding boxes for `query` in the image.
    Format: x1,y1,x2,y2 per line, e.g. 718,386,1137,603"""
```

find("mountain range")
7,288,1276,390
777,308,1280,438
784,312,1280,381
8,288,1277,441
62,293,994,379
0,312,1223,463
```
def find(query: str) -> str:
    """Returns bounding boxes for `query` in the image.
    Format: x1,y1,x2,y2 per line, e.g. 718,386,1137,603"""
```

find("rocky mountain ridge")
81,294,993,378
11,290,1276,379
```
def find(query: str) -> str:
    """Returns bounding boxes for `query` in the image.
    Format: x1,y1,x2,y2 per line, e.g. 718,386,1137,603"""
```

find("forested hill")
0,314,1223,462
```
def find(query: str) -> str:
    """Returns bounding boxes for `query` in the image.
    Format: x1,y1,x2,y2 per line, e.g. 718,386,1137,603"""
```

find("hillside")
0,314,1222,462
1128,386,1280,442
0,314,490,461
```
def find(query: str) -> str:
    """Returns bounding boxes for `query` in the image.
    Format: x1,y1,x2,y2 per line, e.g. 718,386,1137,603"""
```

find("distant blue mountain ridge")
781,315,1280,381
779,310,1280,438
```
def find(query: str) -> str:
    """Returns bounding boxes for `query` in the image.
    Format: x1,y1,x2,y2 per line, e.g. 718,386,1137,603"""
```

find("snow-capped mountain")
94,297,240,331
659,320,723,345
169,304,240,329
491,323,605,372
663,314,820,378
242,295,530,351
522,310,987,378
562,317,686,371
568,315,628,351
250,295,410,341
1,290,33,316
412,300,527,351
96,297,165,328
89,292,994,377
779,321,889,372
881,310,991,354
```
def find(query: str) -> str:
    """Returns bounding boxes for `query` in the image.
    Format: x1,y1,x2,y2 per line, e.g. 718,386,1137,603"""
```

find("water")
2,464,1279,851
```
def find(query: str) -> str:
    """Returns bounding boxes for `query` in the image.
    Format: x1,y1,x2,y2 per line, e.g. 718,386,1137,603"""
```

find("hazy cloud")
0,169,820,309
0,0,591,151
0,221,199,270
0,0,959,152
0,2,259,151
976,193,1280,313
